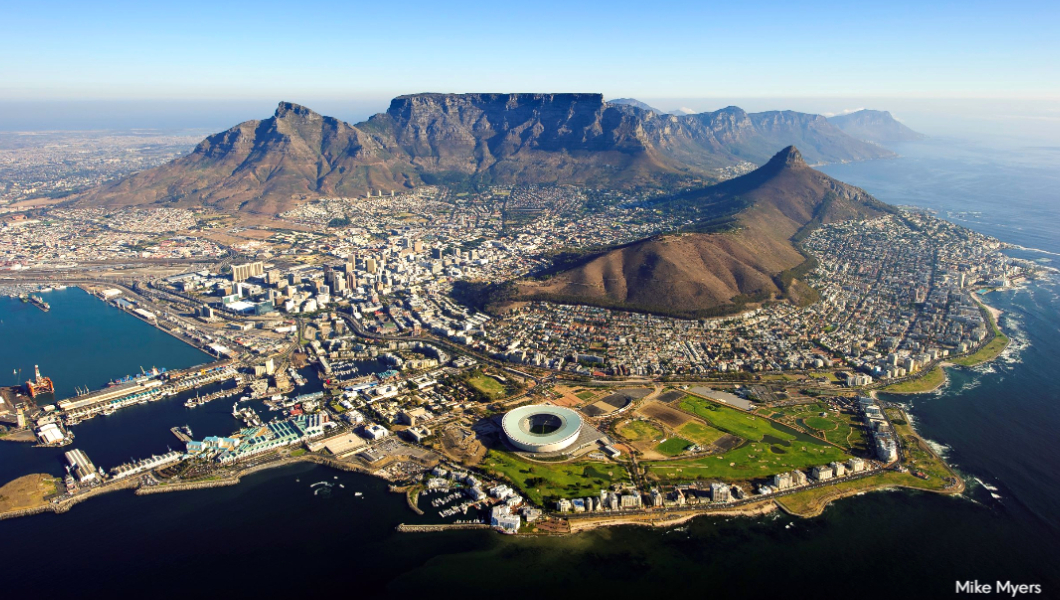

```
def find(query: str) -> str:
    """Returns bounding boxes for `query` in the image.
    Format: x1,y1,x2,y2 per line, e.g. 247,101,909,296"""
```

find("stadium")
501,405,584,453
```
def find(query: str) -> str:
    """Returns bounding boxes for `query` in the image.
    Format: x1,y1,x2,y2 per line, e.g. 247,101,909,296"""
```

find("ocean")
1,137,1059,598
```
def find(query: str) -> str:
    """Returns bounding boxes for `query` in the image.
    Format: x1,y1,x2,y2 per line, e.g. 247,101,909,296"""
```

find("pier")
395,523,491,533
170,426,193,442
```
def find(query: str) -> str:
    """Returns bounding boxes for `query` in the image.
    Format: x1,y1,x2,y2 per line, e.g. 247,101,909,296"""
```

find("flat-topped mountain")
76,94,897,214
515,146,895,317
828,109,925,144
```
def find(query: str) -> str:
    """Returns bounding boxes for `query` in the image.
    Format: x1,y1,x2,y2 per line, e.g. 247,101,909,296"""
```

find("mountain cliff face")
516,146,894,317
828,109,925,144
76,95,897,214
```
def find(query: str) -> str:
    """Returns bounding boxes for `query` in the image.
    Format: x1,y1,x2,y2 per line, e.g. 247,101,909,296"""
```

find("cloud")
822,107,866,117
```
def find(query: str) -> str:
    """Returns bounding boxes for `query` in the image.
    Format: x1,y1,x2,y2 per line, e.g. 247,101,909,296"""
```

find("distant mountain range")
513,146,895,317
828,109,925,143
608,98,663,114
76,93,898,215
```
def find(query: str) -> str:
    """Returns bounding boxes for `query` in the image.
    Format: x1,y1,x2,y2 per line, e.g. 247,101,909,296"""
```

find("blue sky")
2,0,1057,100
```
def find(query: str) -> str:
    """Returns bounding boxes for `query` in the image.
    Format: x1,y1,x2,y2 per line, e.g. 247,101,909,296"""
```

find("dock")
170,426,193,442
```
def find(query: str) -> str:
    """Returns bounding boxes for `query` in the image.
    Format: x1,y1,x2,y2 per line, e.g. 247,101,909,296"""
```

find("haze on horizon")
2,0,1057,141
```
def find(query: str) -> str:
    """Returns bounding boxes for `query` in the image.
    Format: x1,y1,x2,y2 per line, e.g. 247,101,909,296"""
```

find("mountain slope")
516,146,894,317
75,102,416,214
607,97,663,114
75,95,897,214
828,109,925,144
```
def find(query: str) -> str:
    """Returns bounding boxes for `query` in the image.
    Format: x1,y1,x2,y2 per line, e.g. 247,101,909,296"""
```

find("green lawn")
656,438,693,456
677,422,727,446
575,390,597,401
678,395,794,442
649,396,851,482
885,408,957,487
615,419,664,442
952,298,1009,367
883,366,947,393
951,334,1009,367
772,402,867,451
481,450,630,506
467,373,507,398
644,438,850,482
802,416,837,431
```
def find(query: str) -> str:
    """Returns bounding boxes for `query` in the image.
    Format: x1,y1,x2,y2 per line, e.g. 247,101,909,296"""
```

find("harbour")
0,139,1056,597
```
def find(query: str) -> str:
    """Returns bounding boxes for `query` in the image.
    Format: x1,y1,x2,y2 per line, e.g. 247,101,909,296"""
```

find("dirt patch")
658,390,687,404
0,473,57,513
637,401,692,428
713,434,744,452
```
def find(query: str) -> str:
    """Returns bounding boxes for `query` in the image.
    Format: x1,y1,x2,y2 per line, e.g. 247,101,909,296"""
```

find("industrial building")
64,449,100,483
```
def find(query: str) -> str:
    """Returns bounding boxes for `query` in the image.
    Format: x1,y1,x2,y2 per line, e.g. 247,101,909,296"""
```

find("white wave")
990,493,1003,500
925,438,952,458
973,477,1000,492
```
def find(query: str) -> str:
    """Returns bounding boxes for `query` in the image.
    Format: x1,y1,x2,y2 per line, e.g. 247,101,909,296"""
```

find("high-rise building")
365,258,377,274
231,261,264,282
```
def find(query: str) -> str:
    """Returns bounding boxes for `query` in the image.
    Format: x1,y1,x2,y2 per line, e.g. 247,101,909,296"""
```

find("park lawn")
778,468,953,516
952,334,1009,367
772,402,867,450
575,390,597,401
644,438,850,483
679,395,802,443
883,366,947,393
615,419,664,442
467,373,507,398
885,408,957,487
952,298,1009,367
482,450,629,506
802,416,838,431
656,437,693,456
677,422,727,446
0,473,58,513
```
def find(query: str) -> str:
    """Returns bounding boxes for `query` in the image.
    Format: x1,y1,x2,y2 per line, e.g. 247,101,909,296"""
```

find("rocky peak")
768,145,806,169
274,101,320,120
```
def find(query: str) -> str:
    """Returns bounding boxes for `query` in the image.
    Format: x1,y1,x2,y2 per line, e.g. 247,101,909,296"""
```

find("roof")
501,405,582,447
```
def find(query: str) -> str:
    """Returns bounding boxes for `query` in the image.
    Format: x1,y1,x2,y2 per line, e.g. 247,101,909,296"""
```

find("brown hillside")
517,146,892,317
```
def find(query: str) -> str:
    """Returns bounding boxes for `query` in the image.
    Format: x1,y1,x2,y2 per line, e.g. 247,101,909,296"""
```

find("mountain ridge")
75,94,897,214
828,109,925,144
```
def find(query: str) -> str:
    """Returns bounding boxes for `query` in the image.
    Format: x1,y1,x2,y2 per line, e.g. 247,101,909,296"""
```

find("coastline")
882,293,1008,395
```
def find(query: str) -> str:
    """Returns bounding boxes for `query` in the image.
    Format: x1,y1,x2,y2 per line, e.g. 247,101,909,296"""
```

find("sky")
1,0,1058,139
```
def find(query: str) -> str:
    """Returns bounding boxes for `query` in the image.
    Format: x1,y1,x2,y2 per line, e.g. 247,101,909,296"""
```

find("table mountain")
515,146,895,317
76,94,896,214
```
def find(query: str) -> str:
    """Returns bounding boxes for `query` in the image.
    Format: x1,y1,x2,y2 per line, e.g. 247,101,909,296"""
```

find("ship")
24,365,55,397
29,295,50,312
107,366,165,387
